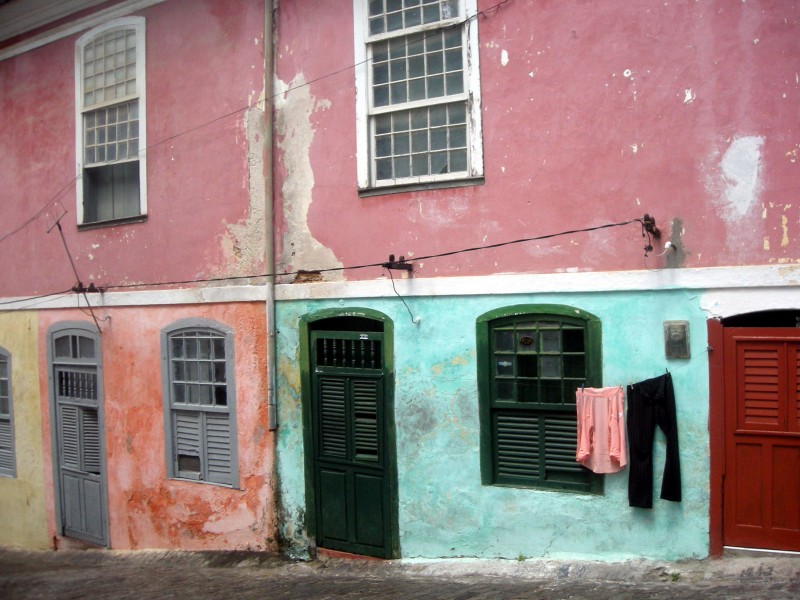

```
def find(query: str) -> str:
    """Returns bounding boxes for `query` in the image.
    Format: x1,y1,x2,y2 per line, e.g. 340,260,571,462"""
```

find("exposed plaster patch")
274,73,343,280
683,89,696,104
781,215,789,247
500,49,509,66
709,136,765,220
763,237,770,251
216,92,267,278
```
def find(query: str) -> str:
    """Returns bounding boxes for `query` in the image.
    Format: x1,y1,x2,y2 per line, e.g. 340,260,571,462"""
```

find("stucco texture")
276,291,710,561
37,304,276,551
0,312,50,549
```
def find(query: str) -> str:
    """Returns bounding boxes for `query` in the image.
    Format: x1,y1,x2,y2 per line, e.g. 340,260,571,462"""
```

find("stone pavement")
1,547,799,599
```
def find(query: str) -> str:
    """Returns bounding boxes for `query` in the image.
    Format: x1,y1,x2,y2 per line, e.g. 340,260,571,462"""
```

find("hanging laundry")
575,386,627,474
627,372,681,509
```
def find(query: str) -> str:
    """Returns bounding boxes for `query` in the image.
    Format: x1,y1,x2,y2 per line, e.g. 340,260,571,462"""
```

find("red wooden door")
723,328,800,550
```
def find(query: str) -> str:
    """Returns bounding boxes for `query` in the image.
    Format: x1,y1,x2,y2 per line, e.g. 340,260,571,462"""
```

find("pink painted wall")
0,0,266,298
38,303,276,551
274,0,800,279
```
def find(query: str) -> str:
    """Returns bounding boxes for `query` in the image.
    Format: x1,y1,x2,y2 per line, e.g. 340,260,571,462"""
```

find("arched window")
161,319,238,487
75,17,146,225
477,305,603,493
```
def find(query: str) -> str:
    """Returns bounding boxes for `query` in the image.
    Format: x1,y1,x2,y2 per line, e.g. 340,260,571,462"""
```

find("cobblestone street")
1,549,800,599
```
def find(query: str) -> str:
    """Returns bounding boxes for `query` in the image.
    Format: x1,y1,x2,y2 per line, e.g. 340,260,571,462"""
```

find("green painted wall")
0,312,49,549
276,290,710,560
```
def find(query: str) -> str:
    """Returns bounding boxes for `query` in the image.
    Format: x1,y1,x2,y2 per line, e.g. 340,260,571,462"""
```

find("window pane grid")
492,320,586,406
371,28,464,109
369,0,459,35
373,102,468,180
83,29,137,108
169,331,228,408
84,100,139,166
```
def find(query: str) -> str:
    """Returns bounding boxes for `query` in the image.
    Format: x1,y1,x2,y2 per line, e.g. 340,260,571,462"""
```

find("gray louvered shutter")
494,411,539,482
174,410,202,479
0,418,13,475
205,412,232,485
353,378,379,462
81,408,101,474
320,377,347,459
60,404,81,470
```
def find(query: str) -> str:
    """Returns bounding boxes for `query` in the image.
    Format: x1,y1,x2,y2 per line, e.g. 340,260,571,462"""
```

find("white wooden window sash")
355,0,483,190
75,17,147,224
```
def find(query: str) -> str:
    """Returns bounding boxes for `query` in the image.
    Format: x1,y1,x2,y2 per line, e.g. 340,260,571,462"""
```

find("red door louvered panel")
723,329,800,551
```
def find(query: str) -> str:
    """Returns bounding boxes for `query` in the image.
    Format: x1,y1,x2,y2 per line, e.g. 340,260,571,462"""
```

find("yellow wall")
0,312,49,549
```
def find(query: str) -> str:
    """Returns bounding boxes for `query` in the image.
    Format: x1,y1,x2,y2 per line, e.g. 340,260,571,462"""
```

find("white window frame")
0,347,15,478
354,0,483,192
161,319,239,488
74,16,147,225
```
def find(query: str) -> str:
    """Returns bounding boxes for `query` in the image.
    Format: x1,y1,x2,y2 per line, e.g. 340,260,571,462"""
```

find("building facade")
2,0,799,562
272,0,800,560
0,0,277,551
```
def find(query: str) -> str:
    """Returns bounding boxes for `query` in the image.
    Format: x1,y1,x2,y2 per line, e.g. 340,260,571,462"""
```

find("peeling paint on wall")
216,98,268,278
275,74,343,280
714,136,765,219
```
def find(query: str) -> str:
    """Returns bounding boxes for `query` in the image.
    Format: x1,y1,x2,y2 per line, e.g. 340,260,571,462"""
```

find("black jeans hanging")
627,372,681,508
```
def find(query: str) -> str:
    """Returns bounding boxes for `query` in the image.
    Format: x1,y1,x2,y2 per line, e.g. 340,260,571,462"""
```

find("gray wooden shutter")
81,408,101,474
205,412,232,485
59,404,81,470
174,410,202,479
0,418,13,475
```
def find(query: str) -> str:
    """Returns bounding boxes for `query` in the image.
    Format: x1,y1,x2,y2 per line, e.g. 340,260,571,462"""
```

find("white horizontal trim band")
0,264,797,311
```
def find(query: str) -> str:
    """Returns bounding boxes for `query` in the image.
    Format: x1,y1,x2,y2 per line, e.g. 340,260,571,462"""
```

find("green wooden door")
311,330,392,558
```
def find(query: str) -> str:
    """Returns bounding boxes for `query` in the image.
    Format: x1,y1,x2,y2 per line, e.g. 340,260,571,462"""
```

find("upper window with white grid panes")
75,17,146,226
354,0,483,192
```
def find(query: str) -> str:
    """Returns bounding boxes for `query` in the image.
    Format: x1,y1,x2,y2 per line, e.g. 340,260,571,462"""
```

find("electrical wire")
0,215,649,307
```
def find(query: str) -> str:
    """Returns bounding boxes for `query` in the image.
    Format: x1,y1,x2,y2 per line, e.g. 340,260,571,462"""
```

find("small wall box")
664,321,690,359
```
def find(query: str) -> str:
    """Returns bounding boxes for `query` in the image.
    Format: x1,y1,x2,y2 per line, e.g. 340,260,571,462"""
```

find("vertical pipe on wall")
264,0,277,431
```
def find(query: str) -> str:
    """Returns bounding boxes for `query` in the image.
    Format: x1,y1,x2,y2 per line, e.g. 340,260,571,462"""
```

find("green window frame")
477,305,603,493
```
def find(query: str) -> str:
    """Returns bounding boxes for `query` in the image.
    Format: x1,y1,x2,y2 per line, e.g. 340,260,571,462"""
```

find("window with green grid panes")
355,0,483,191
477,306,603,493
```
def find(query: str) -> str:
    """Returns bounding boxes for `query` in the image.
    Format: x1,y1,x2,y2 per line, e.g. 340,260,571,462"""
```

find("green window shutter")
205,412,232,485
494,410,539,482
353,378,380,462
543,413,585,484
320,377,347,459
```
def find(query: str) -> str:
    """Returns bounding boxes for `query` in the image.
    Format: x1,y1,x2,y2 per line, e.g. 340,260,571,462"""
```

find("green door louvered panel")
311,329,390,558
